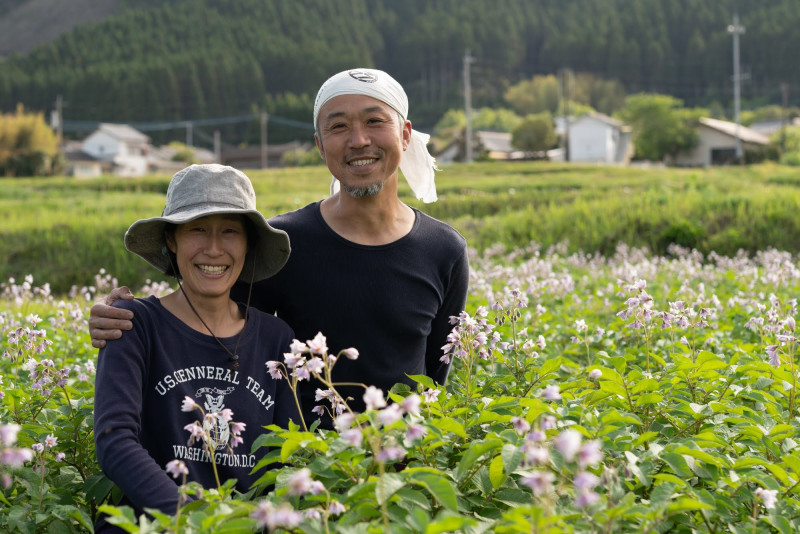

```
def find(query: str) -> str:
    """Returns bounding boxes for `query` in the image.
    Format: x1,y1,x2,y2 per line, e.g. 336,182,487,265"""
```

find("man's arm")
88,286,135,348
425,248,470,385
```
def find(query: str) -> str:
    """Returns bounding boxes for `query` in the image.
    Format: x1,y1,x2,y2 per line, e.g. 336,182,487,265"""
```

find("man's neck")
319,182,415,246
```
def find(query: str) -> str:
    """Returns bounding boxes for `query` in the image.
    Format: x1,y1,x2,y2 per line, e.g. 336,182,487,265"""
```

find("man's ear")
402,120,412,151
314,133,325,159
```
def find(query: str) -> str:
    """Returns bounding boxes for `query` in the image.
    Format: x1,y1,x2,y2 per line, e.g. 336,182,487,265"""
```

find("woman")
93,164,297,530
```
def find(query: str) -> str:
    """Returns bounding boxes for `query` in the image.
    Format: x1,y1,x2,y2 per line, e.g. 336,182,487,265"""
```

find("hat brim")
124,206,290,282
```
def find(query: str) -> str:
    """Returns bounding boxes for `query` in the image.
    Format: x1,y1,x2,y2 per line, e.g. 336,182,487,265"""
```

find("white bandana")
313,68,438,203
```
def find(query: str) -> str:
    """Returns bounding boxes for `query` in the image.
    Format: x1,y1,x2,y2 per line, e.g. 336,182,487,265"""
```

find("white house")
749,117,800,138
673,117,769,166
82,123,151,176
567,113,633,164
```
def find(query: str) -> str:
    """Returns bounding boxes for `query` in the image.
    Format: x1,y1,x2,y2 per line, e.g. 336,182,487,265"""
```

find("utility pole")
781,82,789,155
54,95,63,146
463,49,475,163
560,69,572,162
260,112,269,169
214,129,221,164
727,13,745,162
186,121,193,147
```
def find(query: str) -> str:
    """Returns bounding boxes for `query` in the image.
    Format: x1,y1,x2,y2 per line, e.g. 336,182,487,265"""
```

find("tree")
616,94,701,162
504,75,560,115
0,104,58,177
511,112,557,152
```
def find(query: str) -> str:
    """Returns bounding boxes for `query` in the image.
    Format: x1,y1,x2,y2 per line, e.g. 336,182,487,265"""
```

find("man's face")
315,94,411,198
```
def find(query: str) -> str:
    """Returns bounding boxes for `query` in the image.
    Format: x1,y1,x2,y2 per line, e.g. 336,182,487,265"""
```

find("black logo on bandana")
348,70,378,83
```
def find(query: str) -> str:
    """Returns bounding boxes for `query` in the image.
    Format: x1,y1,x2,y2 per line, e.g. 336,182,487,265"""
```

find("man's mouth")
348,158,377,167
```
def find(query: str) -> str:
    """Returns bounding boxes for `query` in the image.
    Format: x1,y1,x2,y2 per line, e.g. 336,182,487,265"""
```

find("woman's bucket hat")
124,164,290,282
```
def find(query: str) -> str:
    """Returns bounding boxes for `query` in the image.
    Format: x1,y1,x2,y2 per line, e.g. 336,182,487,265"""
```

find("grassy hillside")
3,162,800,295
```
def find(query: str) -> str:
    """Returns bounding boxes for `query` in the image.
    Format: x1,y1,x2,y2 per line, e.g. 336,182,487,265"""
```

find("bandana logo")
348,70,378,83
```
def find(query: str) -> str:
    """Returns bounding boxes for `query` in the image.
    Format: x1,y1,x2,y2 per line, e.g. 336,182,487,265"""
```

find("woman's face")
167,214,248,301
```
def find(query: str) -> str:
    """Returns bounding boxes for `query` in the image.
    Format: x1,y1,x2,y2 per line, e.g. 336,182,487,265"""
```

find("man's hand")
89,286,135,349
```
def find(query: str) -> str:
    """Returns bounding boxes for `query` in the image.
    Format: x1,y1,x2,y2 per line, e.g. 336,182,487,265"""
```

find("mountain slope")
0,0,118,57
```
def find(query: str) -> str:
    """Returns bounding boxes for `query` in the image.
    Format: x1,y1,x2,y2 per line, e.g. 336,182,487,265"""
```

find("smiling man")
89,68,469,427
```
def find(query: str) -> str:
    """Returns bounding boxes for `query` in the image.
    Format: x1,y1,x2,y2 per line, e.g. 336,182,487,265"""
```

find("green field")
3,161,800,294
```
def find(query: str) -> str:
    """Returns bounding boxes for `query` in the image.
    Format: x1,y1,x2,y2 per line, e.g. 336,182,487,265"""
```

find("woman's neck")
160,289,244,337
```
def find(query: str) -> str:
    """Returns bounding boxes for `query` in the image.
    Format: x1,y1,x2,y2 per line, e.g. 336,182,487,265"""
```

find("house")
220,140,314,169
62,140,107,177
567,113,633,164
82,123,151,176
673,117,769,166
749,117,800,138
435,130,531,164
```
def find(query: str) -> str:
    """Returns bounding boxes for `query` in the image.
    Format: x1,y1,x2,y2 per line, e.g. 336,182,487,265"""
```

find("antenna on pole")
727,12,745,162
463,49,475,163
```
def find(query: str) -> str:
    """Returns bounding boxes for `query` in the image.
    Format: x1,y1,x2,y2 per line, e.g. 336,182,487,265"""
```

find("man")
89,68,469,427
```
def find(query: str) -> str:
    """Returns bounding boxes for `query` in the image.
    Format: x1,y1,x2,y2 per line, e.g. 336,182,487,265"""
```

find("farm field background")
4,161,800,294
2,162,800,532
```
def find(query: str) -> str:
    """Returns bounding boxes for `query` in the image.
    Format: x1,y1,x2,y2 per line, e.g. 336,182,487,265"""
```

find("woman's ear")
165,233,177,254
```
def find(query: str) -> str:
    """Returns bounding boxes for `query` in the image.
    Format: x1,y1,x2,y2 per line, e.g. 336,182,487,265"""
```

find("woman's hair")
162,216,255,279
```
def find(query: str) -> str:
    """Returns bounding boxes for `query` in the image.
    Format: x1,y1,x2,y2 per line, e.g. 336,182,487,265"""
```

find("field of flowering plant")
2,243,799,533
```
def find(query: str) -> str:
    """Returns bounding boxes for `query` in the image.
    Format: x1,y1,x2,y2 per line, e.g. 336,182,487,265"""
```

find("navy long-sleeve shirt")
232,202,469,426
94,296,298,522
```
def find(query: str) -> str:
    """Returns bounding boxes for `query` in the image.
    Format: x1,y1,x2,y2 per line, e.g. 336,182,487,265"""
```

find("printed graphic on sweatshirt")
197,386,235,450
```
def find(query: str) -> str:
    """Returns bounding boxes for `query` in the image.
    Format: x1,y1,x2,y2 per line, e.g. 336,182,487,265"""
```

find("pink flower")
306,357,325,375
181,396,199,412
755,487,778,509
574,489,601,507
0,424,20,447
342,428,363,447
307,332,328,355
554,429,582,462
184,422,205,446
44,434,57,448
55,452,65,462
588,369,602,380
522,442,550,466
536,335,546,349
520,471,555,496
310,480,326,495
166,459,189,479
218,409,234,422
341,347,359,360
363,386,387,410
328,500,346,516
284,353,303,368
377,446,406,463
292,366,311,381
511,416,531,435
289,339,308,355
405,424,428,442
266,361,283,379
577,440,603,468
573,471,600,492
541,384,562,401
288,468,314,496
378,404,403,426
230,421,246,435
541,416,557,430
400,394,422,416
422,388,440,403
251,501,303,531
31,443,44,453
334,413,355,432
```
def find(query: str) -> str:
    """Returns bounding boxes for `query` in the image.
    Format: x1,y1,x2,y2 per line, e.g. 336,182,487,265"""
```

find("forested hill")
1,0,798,142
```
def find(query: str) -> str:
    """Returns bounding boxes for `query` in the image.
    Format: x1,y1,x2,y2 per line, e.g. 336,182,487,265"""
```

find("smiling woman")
92,164,300,533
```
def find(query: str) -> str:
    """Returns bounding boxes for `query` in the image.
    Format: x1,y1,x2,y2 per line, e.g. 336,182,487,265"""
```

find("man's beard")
342,181,384,198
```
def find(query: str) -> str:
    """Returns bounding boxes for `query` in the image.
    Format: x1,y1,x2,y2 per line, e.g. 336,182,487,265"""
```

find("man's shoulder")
268,202,320,231
414,210,467,251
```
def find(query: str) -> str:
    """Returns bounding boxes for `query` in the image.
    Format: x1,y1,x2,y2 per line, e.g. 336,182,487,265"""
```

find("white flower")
363,386,386,410
755,487,778,509
288,468,314,496
165,459,189,479
554,429,582,462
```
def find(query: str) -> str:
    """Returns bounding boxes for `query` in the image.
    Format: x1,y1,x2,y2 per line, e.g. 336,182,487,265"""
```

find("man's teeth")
198,265,227,274
349,158,376,167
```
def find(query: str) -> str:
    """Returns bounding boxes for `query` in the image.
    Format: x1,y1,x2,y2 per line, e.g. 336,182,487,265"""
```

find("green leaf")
409,472,458,511
665,497,714,513
424,514,472,534
408,374,436,390
489,455,505,490
454,438,503,482
673,445,729,468
660,452,693,478
536,357,562,378
635,392,663,406
433,417,468,440
376,473,406,506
